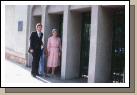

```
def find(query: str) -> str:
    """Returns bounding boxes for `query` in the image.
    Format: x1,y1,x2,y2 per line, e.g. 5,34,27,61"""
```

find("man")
29,23,43,77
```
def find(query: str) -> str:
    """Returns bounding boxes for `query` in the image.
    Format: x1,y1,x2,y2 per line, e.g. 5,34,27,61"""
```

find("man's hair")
36,23,42,29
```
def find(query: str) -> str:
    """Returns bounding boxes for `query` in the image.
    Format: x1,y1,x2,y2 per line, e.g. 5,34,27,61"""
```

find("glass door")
80,12,91,78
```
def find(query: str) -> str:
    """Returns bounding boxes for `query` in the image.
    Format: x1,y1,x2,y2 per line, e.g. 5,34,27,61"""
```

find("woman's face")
52,31,57,37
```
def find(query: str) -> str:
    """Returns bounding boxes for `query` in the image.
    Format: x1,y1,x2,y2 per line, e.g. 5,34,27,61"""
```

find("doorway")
32,16,42,32
56,14,63,76
111,7,125,83
80,12,91,78
46,13,63,76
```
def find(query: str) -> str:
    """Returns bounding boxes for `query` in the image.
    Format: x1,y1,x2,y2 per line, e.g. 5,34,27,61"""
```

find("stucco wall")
48,5,64,14
5,5,16,51
5,5,28,58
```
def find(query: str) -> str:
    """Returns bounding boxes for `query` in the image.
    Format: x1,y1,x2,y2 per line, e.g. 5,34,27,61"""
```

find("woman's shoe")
45,74,50,77
50,74,56,78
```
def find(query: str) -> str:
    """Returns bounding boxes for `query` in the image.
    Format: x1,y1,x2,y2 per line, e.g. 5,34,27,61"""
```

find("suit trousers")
31,49,41,76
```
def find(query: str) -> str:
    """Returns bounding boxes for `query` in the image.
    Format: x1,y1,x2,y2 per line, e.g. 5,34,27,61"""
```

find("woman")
47,29,61,76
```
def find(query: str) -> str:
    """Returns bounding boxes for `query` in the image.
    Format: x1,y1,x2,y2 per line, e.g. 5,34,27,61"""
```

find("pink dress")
47,36,61,67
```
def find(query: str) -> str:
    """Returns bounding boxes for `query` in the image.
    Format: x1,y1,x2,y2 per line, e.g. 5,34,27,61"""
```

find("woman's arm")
47,38,50,56
59,38,62,56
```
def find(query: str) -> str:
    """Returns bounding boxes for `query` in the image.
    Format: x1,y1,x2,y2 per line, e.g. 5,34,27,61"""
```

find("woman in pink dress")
47,29,61,76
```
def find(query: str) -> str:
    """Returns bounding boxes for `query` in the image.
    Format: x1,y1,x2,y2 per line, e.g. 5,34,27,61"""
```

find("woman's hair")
51,28,59,37
52,29,57,33
36,23,42,29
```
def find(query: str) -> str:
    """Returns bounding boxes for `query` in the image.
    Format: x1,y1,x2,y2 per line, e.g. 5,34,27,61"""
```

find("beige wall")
5,5,16,51
5,5,28,58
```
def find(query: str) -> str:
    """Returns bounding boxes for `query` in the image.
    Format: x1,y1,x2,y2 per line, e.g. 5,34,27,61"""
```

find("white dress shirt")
37,31,41,38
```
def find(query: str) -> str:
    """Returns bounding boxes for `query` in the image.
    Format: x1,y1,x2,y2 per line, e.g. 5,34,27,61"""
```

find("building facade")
5,5,125,83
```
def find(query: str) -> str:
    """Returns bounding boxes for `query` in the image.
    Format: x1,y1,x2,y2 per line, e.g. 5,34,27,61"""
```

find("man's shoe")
31,74,36,77
37,74,43,77
32,75,36,77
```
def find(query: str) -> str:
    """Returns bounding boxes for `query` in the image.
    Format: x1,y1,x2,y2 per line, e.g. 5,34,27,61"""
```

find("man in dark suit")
29,23,43,77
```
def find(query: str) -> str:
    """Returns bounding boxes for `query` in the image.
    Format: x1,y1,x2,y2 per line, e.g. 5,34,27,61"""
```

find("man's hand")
30,49,34,53
41,45,44,49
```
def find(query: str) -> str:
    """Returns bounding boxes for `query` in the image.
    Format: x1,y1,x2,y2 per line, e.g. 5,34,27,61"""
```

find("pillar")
88,6,113,83
41,5,47,44
61,6,81,80
26,5,33,67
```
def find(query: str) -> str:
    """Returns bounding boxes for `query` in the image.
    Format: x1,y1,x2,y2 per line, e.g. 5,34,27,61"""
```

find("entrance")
111,7,125,83
46,13,63,76
80,12,91,78
60,9,90,81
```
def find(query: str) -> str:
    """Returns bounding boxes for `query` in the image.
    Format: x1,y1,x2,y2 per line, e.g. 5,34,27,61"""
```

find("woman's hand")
59,52,61,56
41,45,44,49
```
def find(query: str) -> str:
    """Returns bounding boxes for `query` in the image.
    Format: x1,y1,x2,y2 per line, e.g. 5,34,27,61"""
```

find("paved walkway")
5,60,46,83
4,59,87,84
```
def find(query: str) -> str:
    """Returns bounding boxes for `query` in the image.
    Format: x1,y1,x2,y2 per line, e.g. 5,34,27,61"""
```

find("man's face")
37,26,42,32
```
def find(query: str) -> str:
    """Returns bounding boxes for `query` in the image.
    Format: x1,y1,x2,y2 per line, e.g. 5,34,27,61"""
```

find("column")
26,5,33,67
88,5,112,83
61,5,69,79
61,6,81,80
88,6,99,82
41,5,47,44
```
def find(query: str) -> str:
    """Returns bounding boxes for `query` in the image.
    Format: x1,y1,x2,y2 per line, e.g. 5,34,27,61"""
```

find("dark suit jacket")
30,32,43,51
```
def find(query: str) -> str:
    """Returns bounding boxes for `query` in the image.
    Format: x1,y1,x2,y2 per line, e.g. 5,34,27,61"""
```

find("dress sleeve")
47,38,50,52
